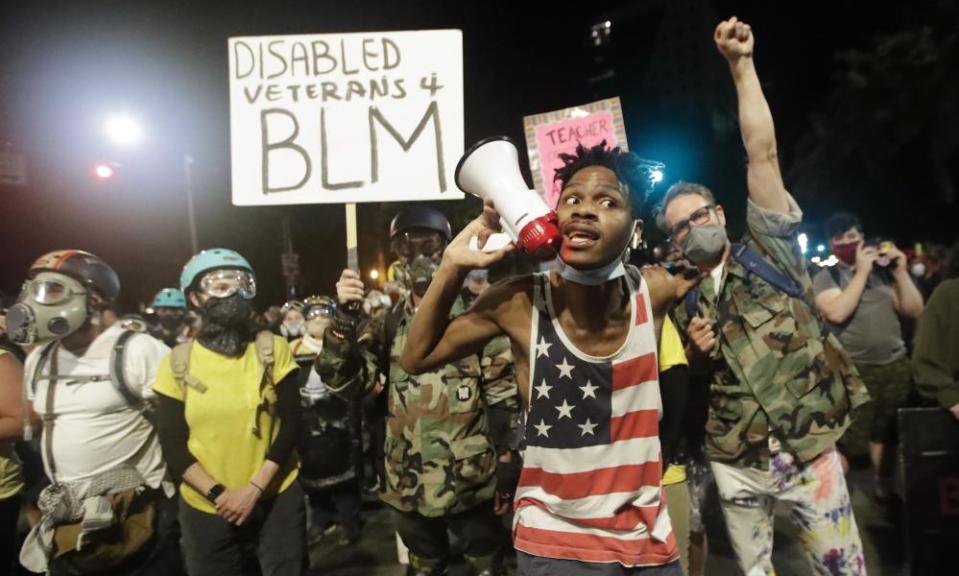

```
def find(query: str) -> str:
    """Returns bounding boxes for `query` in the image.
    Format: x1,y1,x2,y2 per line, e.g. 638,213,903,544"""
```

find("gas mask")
5,271,90,345
156,309,185,331
391,231,446,298
280,320,304,338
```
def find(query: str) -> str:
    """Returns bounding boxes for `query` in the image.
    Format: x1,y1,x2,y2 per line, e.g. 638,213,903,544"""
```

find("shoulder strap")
171,339,207,394
828,265,843,290
42,342,62,484
110,330,141,407
731,243,804,299
684,287,700,318
254,330,275,376
23,341,58,442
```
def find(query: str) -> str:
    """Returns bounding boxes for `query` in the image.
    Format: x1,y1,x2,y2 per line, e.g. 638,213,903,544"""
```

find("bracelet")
250,481,265,494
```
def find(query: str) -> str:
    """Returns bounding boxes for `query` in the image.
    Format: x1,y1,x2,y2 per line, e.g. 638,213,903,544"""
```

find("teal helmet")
152,288,187,309
179,248,255,294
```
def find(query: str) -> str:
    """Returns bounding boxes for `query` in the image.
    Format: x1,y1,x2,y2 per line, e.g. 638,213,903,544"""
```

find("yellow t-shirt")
659,315,688,372
659,317,688,486
152,336,299,513
0,350,25,500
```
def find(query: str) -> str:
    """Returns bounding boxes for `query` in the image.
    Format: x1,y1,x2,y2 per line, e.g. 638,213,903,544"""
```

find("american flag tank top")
513,271,677,566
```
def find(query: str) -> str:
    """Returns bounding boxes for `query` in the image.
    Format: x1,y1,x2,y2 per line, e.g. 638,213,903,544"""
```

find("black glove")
330,302,361,341
495,451,522,504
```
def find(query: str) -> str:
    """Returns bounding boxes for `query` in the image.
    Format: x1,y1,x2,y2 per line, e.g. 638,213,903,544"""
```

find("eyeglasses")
669,205,716,243
25,279,86,305
391,231,445,259
198,269,257,299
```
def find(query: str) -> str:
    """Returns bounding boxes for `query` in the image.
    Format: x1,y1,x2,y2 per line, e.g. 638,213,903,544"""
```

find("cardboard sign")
229,30,464,205
523,97,627,209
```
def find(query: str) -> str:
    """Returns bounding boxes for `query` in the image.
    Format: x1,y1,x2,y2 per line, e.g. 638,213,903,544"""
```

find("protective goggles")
390,231,445,259
198,269,257,299
118,316,148,333
304,302,334,321
22,277,87,305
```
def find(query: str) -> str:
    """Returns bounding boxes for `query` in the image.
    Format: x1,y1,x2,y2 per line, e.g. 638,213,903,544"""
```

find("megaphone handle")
499,217,518,242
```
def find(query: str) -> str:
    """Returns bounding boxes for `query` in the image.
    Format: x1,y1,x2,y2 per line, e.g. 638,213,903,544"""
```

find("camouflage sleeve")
745,191,808,286
480,335,519,408
315,315,384,399
480,335,521,452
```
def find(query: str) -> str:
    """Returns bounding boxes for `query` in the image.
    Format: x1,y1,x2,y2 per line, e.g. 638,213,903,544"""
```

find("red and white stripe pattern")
513,272,676,567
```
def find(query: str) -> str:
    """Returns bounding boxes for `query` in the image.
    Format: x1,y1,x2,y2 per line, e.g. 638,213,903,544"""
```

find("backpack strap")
170,340,207,394
828,265,843,290
730,243,805,300
42,342,62,484
252,331,277,440
110,330,142,407
22,341,58,442
254,330,275,375
684,287,700,318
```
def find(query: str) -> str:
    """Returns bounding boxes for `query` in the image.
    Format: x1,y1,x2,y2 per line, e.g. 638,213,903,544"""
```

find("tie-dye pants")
711,445,866,576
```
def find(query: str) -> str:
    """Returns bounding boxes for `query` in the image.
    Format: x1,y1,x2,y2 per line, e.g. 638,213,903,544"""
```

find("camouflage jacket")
317,295,520,516
673,194,870,469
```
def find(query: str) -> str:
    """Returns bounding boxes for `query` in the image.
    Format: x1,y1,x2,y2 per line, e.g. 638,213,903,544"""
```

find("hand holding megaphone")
455,137,561,260
444,198,515,271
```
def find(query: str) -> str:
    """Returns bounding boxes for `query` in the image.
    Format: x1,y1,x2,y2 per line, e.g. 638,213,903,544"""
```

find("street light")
102,114,198,253
104,114,144,147
94,163,115,179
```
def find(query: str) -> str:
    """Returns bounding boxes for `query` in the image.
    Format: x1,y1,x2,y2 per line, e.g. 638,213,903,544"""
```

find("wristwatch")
206,483,226,503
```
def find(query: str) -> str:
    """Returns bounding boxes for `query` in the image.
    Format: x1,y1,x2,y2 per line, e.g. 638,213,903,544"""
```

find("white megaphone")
455,137,561,261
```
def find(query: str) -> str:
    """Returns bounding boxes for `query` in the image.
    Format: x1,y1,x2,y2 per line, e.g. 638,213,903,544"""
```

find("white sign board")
228,29,464,206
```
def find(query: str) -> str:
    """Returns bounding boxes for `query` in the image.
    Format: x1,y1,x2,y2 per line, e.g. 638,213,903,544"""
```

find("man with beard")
318,206,519,576
658,18,869,576
152,248,305,576
149,288,189,348
7,250,181,576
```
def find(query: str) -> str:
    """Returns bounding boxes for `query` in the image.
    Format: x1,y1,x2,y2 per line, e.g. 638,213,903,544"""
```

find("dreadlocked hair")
553,140,648,219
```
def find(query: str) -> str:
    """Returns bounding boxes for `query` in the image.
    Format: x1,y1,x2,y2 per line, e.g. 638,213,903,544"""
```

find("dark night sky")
0,0,942,311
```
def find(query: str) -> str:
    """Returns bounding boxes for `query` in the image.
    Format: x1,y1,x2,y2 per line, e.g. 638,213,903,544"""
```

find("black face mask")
197,295,257,357
158,314,183,331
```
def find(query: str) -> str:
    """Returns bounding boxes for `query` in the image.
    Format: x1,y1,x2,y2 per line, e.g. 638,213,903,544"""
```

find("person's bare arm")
716,17,789,214
815,246,876,325
0,354,26,440
400,200,514,375
886,247,924,319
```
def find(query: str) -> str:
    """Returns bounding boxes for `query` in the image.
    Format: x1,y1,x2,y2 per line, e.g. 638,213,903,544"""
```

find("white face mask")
555,257,627,286
910,262,926,278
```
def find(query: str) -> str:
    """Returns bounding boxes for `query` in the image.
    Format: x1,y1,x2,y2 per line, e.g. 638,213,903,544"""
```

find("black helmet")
28,250,121,303
389,206,452,241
